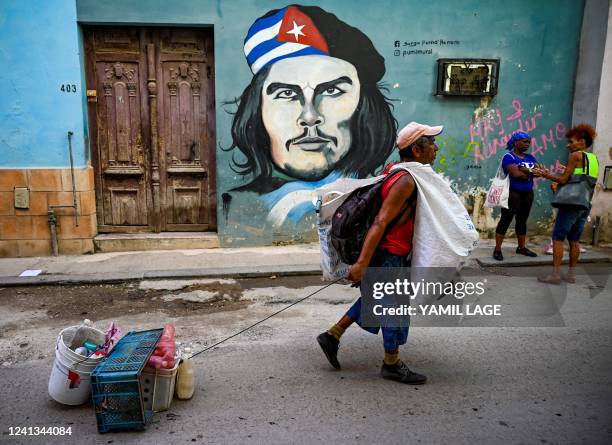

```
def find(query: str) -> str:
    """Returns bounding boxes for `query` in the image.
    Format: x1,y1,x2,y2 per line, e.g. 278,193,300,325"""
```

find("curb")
476,255,611,268
0,265,323,288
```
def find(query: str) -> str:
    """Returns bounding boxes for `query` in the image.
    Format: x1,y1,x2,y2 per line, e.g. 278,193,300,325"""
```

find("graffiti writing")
533,160,566,191
434,134,478,179
393,39,461,56
469,99,567,164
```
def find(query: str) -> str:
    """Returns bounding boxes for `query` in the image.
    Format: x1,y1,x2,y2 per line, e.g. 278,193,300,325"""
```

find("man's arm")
346,174,416,282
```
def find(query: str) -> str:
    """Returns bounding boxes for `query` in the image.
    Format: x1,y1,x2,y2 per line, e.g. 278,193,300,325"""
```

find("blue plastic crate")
91,328,163,433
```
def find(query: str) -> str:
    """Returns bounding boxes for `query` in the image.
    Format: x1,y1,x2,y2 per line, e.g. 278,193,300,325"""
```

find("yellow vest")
573,151,599,179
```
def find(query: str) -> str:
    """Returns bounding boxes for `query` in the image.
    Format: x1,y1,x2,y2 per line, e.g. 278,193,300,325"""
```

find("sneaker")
317,332,340,369
493,250,504,261
380,360,427,385
516,247,537,257
544,243,554,255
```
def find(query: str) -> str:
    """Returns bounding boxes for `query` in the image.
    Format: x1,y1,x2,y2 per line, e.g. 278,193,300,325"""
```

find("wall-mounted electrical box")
604,165,612,190
436,58,500,96
14,187,29,209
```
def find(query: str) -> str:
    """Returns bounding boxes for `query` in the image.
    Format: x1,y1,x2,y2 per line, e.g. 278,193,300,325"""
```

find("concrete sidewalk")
0,244,322,286
0,240,610,286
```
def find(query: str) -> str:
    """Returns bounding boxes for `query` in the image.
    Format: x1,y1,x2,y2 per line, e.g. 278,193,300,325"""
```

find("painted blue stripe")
246,37,285,66
245,7,287,42
261,171,343,210
254,46,328,73
286,201,315,223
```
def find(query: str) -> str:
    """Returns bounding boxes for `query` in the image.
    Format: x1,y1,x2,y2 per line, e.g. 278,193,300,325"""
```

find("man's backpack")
330,170,411,265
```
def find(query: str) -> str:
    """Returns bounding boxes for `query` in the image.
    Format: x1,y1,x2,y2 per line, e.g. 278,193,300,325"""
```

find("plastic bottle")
147,323,176,369
175,347,195,400
74,346,88,357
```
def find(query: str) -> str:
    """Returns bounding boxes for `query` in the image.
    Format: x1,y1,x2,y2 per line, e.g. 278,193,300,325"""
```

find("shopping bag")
484,163,509,209
315,176,382,282
551,153,596,210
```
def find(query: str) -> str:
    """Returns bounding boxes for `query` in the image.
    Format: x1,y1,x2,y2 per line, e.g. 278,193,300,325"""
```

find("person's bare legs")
538,240,564,284
495,233,505,251
337,314,354,329
565,241,580,283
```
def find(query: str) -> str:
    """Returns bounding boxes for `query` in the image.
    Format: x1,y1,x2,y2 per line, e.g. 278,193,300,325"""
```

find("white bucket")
48,324,105,405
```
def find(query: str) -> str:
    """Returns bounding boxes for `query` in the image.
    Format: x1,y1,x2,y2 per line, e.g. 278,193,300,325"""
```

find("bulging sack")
316,176,383,281
315,164,479,281
390,163,479,269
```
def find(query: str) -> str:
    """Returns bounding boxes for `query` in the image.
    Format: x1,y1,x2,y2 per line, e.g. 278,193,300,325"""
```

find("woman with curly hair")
535,124,600,284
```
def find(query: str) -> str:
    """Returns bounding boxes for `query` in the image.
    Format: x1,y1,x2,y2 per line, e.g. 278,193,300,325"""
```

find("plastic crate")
140,360,180,412
91,329,163,433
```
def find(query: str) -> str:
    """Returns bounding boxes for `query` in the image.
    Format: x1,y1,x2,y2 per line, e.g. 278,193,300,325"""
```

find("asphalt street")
0,265,611,444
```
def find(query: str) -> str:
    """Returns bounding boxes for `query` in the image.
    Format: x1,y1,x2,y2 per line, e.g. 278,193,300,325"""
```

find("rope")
190,278,343,359
59,278,344,369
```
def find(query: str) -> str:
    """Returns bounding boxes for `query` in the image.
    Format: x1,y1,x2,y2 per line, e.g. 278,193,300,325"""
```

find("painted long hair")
226,5,398,194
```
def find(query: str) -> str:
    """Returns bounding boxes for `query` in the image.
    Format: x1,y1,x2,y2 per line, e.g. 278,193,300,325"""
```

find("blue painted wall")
4,0,585,244
0,0,87,168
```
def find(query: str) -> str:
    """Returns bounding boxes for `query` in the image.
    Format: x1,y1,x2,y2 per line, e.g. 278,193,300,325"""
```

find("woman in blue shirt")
493,131,540,261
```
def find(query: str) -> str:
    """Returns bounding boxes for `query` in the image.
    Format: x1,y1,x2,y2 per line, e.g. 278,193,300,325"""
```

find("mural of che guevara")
226,4,397,226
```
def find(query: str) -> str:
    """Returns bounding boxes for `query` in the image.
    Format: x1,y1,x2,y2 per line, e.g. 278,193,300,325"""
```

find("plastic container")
140,360,180,412
48,324,106,405
91,328,163,433
175,348,195,400
147,323,176,369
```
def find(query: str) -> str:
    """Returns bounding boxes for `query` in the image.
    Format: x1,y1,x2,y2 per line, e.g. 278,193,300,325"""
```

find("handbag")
551,152,596,210
484,161,510,209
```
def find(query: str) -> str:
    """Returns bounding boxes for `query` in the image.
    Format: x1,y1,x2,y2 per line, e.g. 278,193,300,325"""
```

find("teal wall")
18,0,584,244
0,0,87,168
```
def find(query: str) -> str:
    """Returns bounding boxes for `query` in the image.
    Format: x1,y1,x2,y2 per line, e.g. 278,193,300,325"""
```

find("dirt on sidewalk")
0,281,249,355
0,276,324,366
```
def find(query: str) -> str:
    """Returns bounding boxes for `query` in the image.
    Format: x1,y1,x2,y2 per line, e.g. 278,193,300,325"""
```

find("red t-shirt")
378,170,415,256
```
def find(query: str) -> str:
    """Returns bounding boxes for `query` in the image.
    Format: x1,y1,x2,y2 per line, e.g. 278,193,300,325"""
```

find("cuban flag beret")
243,5,386,83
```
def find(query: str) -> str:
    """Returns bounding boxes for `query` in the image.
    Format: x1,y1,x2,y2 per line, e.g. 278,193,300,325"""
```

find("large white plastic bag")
315,164,479,281
315,176,383,282
390,163,479,269
484,163,509,209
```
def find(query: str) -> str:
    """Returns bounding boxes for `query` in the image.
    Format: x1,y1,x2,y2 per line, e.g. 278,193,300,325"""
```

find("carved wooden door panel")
85,27,151,232
157,28,216,231
84,26,216,233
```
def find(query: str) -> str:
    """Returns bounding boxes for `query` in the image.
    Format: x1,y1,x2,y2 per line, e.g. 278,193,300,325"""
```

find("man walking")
317,122,443,384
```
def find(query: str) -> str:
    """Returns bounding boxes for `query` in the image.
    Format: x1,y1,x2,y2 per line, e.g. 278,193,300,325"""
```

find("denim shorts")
552,206,589,241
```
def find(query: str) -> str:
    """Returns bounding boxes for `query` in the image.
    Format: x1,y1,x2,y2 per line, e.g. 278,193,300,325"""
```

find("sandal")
538,274,562,285
563,269,577,283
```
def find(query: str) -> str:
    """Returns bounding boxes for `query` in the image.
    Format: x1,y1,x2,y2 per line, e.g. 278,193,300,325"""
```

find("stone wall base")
0,167,96,257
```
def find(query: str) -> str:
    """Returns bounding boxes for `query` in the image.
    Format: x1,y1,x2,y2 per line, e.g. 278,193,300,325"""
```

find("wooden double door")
84,26,216,232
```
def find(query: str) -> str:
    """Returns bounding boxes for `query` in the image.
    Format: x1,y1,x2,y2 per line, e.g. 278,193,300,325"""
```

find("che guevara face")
261,55,361,180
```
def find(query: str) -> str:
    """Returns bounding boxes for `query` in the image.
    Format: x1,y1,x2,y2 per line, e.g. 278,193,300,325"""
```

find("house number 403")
60,84,77,93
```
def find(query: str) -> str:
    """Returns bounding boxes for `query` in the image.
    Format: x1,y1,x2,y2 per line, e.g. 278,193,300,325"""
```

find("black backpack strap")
382,169,417,232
